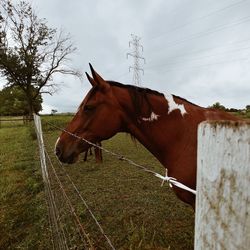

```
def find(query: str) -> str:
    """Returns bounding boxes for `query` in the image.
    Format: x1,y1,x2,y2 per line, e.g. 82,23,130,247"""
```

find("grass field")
1,115,195,249
0,123,49,249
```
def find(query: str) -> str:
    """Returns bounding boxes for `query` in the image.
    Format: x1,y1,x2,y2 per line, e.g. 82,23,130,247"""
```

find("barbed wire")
44,147,92,249
42,123,116,250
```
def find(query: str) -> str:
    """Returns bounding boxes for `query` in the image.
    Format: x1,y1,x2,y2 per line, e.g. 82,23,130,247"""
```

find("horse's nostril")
55,146,61,157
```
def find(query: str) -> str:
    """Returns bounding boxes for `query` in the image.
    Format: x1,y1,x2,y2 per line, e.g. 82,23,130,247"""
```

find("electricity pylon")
127,34,145,86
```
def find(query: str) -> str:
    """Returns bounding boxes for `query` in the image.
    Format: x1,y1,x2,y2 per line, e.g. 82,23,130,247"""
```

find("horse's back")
204,109,241,121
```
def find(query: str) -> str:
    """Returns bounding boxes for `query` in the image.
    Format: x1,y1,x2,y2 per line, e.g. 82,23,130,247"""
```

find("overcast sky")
2,0,250,113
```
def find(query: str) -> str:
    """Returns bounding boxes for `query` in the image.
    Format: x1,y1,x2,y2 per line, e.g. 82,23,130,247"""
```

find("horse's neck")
117,87,203,169
129,115,199,167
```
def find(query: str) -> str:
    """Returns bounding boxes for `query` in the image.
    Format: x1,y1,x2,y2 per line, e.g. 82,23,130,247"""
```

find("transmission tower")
127,34,145,86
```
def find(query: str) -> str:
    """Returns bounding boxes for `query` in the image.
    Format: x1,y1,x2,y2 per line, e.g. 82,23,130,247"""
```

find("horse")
55,64,240,208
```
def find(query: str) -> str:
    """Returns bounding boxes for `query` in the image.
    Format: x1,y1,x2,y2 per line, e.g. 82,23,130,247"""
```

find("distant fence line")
0,118,32,121
0,116,33,128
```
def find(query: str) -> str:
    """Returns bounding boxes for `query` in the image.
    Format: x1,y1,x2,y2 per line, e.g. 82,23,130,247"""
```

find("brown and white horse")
55,64,240,208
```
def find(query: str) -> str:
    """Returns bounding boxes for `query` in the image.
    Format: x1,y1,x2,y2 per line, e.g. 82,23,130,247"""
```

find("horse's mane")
107,80,200,107
107,81,164,97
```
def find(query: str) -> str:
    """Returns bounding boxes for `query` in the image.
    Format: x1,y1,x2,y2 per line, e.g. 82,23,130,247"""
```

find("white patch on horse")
164,93,187,116
142,112,160,122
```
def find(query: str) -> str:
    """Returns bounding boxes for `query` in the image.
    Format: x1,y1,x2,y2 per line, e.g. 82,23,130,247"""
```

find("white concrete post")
195,121,250,250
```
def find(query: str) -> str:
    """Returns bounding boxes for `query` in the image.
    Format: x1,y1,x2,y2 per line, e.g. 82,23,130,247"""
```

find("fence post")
33,114,48,183
33,113,68,249
195,121,250,250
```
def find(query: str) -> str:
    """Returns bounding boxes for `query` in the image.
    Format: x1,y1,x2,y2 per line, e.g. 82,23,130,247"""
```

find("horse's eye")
83,105,95,112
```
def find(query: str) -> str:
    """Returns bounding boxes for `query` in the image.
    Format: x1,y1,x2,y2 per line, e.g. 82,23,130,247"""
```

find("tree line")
209,102,250,112
0,85,42,115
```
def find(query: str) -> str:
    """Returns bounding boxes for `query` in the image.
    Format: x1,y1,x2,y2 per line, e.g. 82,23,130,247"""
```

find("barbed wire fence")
34,114,69,250
33,114,116,250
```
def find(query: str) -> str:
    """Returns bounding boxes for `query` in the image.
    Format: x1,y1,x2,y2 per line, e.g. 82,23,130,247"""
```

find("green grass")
0,123,49,249
42,115,194,249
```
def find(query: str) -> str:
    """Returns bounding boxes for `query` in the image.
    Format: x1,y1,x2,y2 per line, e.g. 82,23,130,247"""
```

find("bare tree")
0,0,81,116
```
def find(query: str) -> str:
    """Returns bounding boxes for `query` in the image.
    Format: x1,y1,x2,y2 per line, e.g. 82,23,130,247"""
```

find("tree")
51,109,57,115
246,105,250,111
0,85,42,115
209,102,226,111
0,0,81,116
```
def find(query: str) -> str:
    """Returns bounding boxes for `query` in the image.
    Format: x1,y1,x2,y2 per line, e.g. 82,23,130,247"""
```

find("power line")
146,46,250,70
149,0,248,41
116,41,250,80
146,57,248,73
127,34,145,86
148,15,250,55
155,37,250,62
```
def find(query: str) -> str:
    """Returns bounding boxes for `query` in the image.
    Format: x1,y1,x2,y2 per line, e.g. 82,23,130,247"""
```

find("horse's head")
55,64,124,164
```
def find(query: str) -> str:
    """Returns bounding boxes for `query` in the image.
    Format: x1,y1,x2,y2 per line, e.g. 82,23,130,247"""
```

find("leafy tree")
51,109,57,115
246,105,250,111
0,85,42,115
0,0,81,117
210,102,226,111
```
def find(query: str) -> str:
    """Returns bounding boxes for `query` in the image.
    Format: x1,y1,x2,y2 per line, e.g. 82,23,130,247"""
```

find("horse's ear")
85,72,97,87
89,63,110,91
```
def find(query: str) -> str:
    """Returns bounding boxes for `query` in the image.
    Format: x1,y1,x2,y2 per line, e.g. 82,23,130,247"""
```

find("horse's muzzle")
55,144,78,164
